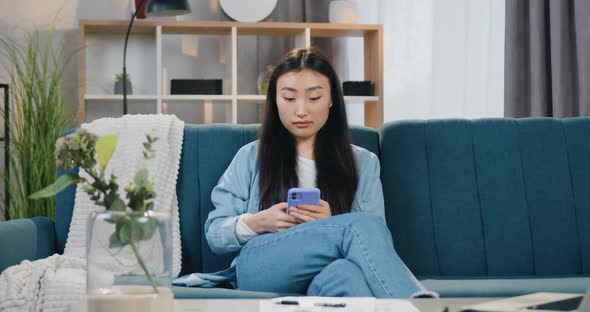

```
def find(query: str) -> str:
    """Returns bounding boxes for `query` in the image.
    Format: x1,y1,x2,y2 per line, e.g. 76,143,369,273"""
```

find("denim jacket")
173,140,385,287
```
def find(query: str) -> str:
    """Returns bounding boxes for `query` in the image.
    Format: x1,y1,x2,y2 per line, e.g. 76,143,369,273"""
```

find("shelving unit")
79,20,383,128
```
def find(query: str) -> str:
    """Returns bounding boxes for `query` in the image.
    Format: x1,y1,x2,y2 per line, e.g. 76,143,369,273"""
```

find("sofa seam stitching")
516,119,536,275
196,128,203,273
424,120,441,275
560,119,584,274
470,120,488,276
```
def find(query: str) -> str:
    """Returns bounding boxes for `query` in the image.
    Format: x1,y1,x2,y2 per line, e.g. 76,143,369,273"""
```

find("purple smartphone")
287,187,321,214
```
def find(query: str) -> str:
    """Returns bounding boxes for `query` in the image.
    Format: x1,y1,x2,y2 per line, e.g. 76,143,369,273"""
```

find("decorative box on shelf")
170,79,223,95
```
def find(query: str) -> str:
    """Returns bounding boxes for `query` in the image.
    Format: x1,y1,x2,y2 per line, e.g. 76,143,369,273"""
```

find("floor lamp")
123,0,191,114
0,83,9,220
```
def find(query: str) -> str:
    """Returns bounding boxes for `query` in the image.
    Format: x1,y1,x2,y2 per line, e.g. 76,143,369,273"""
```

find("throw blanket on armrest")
0,254,85,312
0,115,184,311
65,114,184,277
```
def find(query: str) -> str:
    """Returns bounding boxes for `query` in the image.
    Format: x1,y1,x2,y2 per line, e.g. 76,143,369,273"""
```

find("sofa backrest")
55,124,379,276
380,117,590,278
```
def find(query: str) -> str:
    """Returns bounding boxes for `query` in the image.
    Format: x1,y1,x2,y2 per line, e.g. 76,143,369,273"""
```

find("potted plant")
30,129,173,312
114,72,132,95
0,28,73,220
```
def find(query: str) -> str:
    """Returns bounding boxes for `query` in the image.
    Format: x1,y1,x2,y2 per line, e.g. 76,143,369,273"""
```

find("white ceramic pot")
329,1,358,24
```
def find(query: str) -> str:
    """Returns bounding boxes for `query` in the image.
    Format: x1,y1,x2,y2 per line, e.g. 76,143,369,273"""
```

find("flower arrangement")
30,129,161,292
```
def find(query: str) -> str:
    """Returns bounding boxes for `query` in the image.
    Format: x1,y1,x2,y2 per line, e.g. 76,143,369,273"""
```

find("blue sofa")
1,118,589,298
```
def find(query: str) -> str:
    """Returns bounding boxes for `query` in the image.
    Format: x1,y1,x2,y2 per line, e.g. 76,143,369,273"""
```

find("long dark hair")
258,47,358,215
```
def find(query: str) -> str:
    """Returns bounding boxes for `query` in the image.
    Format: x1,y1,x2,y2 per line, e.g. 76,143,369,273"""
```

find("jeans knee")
347,213,389,235
307,259,373,297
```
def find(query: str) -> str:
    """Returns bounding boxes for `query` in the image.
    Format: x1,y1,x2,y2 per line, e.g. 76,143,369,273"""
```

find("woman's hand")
289,199,332,223
243,202,299,234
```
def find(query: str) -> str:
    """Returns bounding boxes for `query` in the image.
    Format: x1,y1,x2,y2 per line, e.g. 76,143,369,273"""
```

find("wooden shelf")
237,95,266,102
162,95,233,101
345,96,379,102
79,20,383,128
85,94,381,103
81,20,158,34
237,95,379,103
80,20,379,37
85,94,157,101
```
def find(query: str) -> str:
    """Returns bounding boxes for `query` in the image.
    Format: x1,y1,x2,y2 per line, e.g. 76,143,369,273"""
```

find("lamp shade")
147,0,191,16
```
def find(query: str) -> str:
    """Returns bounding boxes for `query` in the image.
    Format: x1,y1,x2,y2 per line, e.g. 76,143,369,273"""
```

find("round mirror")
219,0,278,22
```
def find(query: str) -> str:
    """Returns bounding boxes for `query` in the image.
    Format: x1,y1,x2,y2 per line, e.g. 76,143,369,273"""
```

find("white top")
296,156,317,188
234,156,317,244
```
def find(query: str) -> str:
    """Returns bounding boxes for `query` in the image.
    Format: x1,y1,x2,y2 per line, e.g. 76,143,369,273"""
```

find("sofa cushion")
0,217,55,272
380,117,590,278
180,124,260,275
420,276,590,297
173,286,289,299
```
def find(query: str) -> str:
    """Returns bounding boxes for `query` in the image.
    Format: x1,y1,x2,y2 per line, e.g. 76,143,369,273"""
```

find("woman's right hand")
243,202,299,234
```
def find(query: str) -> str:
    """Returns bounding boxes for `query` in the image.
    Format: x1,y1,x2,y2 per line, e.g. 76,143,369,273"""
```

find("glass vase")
86,210,173,312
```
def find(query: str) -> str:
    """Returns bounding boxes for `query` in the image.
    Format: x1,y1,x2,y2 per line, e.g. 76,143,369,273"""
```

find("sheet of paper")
260,297,419,312
375,299,420,312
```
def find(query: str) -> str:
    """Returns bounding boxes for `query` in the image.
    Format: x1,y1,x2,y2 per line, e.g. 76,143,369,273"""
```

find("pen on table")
275,300,300,305
315,303,347,308
274,300,347,308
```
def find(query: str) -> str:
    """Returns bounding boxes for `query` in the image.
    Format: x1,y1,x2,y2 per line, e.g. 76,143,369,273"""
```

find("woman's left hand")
290,199,332,222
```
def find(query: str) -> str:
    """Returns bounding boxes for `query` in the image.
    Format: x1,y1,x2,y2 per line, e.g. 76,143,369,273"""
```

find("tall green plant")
0,29,74,220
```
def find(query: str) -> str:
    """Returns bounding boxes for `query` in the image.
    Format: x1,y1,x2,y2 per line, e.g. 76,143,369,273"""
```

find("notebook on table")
461,290,590,312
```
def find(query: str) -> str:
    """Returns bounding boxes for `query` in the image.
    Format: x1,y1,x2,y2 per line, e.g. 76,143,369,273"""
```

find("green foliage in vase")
30,129,161,293
0,28,75,220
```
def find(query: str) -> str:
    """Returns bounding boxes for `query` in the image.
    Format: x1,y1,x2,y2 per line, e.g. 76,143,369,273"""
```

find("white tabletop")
72,297,490,312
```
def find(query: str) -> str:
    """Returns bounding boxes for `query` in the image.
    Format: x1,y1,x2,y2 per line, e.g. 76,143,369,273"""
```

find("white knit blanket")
0,114,184,311
65,114,184,276
0,254,85,312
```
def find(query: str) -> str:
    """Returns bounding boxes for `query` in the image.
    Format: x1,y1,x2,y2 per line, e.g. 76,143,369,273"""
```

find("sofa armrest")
0,217,56,273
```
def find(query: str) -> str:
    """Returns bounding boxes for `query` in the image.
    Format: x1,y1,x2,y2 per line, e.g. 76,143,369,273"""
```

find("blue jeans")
236,213,431,298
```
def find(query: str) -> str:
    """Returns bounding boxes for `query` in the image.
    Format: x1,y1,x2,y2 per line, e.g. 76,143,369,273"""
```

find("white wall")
347,0,505,122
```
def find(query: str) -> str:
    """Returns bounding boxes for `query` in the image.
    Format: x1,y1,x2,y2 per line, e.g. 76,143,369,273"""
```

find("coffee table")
172,298,493,312
72,297,493,311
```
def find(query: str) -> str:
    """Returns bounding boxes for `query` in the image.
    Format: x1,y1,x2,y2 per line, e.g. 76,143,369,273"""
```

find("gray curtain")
504,0,590,117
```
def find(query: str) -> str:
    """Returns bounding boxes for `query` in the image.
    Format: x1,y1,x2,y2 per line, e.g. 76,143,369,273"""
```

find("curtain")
505,0,590,117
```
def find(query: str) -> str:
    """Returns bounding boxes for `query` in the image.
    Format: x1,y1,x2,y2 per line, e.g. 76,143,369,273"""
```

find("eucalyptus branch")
30,130,162,293
130,240,159,293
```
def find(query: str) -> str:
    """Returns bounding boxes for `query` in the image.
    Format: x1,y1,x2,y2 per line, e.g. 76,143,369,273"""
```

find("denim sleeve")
205,143,256,254
351,149,386,222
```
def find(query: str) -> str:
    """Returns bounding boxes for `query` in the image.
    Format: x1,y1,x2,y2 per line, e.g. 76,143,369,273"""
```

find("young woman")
204,48,433,298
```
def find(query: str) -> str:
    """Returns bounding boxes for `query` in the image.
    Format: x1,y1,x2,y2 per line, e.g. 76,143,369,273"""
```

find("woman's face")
275,69,332,142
